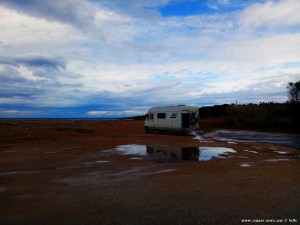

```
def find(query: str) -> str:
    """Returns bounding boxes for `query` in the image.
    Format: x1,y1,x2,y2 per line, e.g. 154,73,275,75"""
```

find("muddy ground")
0,120,299,225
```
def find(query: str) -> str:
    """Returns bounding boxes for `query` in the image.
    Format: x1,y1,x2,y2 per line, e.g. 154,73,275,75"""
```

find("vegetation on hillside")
199,102,300,132
199,81,300,132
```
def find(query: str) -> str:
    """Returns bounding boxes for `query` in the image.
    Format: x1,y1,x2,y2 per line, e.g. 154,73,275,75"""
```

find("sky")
0,0,300,118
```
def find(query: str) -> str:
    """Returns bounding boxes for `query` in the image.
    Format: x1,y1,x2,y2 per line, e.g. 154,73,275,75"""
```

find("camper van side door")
182,112,190,128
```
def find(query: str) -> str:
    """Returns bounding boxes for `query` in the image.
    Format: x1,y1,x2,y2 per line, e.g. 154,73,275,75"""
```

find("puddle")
84,160,110,165
109,145,199,162
192,133,207,141
240,163,251,168
193,135,204,140
265,159,291,162
143,169,177,175
199,147,236,161
190,131,215,142
104,145,237,162
130,157,144,160
114,145,148,156
214,130,300,148
273,151,288,154
244,150,258,154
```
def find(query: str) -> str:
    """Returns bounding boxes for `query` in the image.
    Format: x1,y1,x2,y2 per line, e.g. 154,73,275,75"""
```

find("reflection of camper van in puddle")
147,145,199,161
144,105,199,134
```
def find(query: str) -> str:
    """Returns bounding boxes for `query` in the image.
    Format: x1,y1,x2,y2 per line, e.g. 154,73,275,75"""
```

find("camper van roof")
148,105,198,112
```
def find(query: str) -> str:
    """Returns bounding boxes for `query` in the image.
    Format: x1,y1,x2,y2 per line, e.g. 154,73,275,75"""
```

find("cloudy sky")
0,0,300,118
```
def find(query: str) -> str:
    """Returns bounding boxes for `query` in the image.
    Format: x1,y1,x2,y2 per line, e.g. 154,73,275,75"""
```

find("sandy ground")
0,120,299,225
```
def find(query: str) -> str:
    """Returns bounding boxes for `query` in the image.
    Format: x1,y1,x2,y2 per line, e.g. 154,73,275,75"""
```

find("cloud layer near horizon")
1,0,300,118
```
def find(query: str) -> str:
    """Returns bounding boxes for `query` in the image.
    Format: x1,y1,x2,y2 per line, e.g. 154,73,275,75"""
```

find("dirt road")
0,120,299,225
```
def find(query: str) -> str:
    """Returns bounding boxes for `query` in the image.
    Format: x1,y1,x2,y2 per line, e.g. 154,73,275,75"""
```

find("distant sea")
0,118,121,120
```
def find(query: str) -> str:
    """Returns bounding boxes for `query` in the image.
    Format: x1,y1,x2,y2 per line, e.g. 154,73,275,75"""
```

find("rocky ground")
0,120,299,225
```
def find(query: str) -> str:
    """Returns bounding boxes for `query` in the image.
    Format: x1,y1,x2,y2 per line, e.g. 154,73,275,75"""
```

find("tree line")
199,102,299,132
199,81,300,132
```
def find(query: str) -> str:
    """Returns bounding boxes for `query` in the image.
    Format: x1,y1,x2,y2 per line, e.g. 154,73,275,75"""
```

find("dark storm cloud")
0,66,44,98
0,0,96,30
0,55,66,70
16,55,66,70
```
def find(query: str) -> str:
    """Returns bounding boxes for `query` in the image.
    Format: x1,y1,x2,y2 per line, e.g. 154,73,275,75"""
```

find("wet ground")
212,130,300,149
0,120,299,225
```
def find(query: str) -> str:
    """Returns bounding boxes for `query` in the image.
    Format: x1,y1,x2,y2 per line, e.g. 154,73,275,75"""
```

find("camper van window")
170,113,177,118
146,113,154,120
157,113,166,119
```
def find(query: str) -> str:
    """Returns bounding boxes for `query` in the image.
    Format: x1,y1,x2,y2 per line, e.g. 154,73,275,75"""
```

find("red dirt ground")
0,120,299,225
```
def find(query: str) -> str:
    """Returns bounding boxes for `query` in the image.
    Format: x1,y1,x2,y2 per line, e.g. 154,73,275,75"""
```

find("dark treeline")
199,102,300,132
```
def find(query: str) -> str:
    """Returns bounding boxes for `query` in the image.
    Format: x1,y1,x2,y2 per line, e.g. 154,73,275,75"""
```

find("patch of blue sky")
0,104,128,118
150,0,265,17
151,73,175,83
277,24,300,33
279,62,300,69
248,23,300,37
256,62,300,71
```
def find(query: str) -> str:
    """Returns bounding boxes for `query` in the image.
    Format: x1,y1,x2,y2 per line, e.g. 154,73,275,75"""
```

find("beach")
0,120,299,225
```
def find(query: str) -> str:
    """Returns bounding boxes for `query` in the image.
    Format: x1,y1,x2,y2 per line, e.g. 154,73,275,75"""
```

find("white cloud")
87,110,145,117
0,6,80,47
239,0,300,28
0,109,19,114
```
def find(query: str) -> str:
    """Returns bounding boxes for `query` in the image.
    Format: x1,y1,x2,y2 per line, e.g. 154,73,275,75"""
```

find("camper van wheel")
144,126,150,133
177,131,186,136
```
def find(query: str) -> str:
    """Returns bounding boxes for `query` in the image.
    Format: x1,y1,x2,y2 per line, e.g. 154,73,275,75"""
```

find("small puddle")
104,145,236,162
240,163,251,168
193,135,204,140
115,145,147,156
199,147,236,161
244,150,258,154
265,159,291,162
273,151,288,154
84,160,110,165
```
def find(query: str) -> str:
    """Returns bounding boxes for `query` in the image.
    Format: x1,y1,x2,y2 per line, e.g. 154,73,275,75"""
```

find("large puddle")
213,130,300,148
96,130,300,165
104,145,236,162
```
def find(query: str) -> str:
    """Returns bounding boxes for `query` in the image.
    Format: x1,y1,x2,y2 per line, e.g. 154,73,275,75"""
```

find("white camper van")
144,105,199,133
